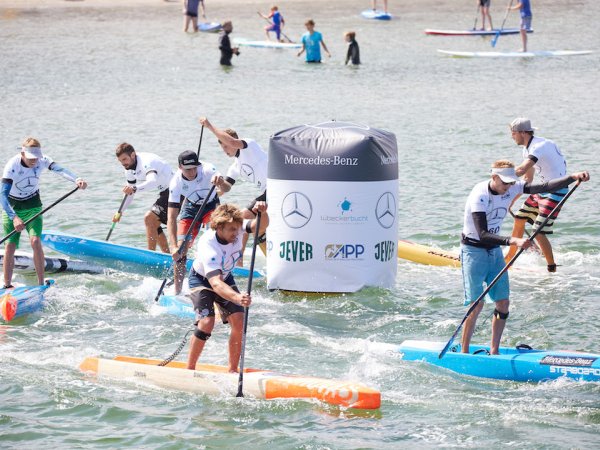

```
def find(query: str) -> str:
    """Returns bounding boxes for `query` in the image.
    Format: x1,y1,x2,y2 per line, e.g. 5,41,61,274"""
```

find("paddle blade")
0,293,17,322
438,335,455,359
491,31,500,47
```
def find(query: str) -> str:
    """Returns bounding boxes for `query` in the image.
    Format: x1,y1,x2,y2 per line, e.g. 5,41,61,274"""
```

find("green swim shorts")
2,206,43,247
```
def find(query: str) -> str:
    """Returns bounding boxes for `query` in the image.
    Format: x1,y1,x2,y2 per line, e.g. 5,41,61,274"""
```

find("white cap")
491,167,519,183
22,146,43,159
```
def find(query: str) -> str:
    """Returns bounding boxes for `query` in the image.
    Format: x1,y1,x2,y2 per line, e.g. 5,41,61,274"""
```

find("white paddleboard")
361,10,392,20
425,28,532,36
198,22,222,33
235,40,301,49
438,49,593,58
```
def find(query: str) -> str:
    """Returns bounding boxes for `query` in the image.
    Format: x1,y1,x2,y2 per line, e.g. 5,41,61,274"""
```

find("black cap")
178,150,201,168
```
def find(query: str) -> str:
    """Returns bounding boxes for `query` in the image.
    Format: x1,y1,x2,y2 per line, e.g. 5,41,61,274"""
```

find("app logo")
281,192,312,228
338,198,352,215
374,240,395,262
324,244,365,260
279,241,313,262
375,192,396,229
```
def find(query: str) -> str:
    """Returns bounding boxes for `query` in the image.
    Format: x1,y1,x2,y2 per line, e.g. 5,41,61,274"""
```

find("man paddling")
167,150,228,295
113,143,174,253
504,118,567,272
186,202,268,372
199,117,268,266
460,160,589,354
1,138,88,288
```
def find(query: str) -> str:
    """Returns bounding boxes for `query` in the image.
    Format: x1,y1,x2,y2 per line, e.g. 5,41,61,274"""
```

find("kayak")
235,40,301,49
438,49,593,58
80,355,381,409
40,230,263,279
397,239,461,268
0,280,54,322
361,10,392,20
425,28,533,36
198,22,222,33
0,252,103,274
396,340,600,382
157,294,194,318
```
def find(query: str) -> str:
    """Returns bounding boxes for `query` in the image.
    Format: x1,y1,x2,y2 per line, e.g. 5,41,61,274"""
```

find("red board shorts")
515,189,567,235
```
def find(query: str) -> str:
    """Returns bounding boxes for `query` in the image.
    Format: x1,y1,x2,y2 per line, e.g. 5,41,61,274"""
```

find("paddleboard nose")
0,293,17,322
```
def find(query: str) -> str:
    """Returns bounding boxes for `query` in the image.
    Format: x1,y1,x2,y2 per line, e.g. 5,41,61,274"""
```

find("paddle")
105,194,128,241
256,11,293,43
197,125,204,157
153,184,216,302
491,0,514,47
236,211,262,398
438,181,581,359
0,186,80,246
472,4,480,30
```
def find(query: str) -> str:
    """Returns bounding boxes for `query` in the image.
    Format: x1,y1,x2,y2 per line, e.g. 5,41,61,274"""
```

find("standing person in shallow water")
219,21,239,66
460,160,589,355
259,5,285,42
372,0,388,13
183,0,202,33
478,0,493,31
1,138,88,288
186,202,268,372
504,118,568,272
344,31,360,65
297,19,331,63
113,143,174,253
508,0,532,52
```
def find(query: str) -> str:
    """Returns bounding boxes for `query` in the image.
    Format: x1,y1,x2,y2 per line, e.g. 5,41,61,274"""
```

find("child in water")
344,31,360,65
259,6,285,42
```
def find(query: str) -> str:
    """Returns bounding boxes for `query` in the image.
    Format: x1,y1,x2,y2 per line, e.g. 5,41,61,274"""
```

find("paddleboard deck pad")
438,49,593,58
425,28,532,36
0,280,54,322
396,340,600,382
80,355,381,409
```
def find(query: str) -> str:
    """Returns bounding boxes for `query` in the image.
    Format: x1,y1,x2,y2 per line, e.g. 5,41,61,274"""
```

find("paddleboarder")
186,202,268,372
113,143,174,253
182,0,204,33
259,5,285,42
198,117,267,266
1,138,88,288
297,19,331,63
508,0,532,52
505,118,567,272
478,0,493,31
460,160,589,354
167,150,228,295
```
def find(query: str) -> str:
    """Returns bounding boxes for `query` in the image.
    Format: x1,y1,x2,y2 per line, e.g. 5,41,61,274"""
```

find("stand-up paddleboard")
425,28,532,36
397,240,461,268
361,10,392,20
0,280,54,322
41,230,263,279
396,340,600,382
198,22,222,33
438,49,593,58
157,294,194,318
235,39,301,49
80,355,381,409
0,252,103,274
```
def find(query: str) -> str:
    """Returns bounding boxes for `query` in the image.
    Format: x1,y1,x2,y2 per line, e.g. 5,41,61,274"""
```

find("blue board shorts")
520,16,532,31
460,245,509,306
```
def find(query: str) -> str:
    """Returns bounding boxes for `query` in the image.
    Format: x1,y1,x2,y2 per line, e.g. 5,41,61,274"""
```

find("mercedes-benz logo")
375,192,396,229
281,192,312,228
15,177,37,192
240,163,255,183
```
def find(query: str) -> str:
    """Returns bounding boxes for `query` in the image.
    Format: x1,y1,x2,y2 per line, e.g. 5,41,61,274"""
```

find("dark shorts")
479,0,491,7
151,189,169,225
189,270,243,325
245,190,267,213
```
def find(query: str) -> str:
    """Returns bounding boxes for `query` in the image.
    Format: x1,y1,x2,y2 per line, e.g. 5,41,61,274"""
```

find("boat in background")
396,340,600,382
80,355,381,409
41,230,263,279
0,252,103,274
0,280,54,322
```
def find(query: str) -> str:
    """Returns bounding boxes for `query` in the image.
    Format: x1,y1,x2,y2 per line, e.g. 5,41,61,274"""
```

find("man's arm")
167,206,180,256
515,158,535,177
208,274,251,306
199,117,245,151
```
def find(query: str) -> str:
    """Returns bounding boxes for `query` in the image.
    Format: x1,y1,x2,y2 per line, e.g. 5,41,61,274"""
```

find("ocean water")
1,0,599,448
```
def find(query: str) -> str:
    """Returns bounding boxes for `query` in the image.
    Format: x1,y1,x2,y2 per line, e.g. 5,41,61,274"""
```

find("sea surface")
1,0,599,448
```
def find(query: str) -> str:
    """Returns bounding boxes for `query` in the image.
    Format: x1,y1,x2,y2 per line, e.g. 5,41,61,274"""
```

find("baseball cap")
178,150,200,168
510,118,536,132
491,167,519,183
22,146,43,159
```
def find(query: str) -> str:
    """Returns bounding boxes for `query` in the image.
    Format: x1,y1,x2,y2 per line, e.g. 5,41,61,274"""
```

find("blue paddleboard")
361,10,392,20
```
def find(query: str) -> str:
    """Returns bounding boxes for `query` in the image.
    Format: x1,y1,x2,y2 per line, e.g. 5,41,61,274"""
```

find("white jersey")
522,136,567,183
2,154,54,200
125,152,173,193
191,220,250,279
168,161,219,206
226,139,267,194
462,180,526,241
